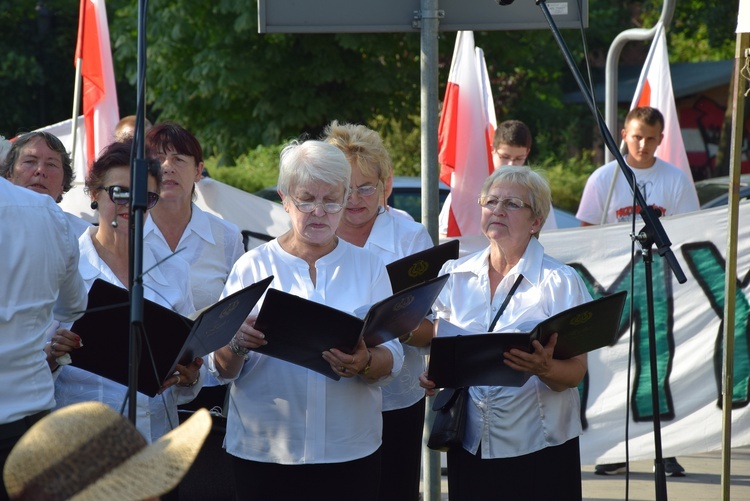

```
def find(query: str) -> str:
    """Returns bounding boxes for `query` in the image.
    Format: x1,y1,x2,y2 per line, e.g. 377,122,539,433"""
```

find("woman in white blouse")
52,140,203,443
324,121,434,501
208,140,404,500
420,166,591,500
144,122,244,311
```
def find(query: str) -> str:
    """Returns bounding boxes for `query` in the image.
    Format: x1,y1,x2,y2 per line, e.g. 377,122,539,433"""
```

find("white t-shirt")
54,229,200,443
144,203,245,311
0,180,87,424
208,238,404,465
434,237,591,459
576,157,699,225
360,210,433,411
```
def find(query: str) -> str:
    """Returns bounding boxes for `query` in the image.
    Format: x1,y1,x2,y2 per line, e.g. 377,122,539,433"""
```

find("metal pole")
70,61,83,173
420,1,441,498
720,29,749,501
420,0,440,241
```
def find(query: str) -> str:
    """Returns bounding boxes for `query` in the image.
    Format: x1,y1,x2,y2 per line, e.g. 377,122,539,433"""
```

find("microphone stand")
531,1,687,499
632,222,669,499
126,0,150,423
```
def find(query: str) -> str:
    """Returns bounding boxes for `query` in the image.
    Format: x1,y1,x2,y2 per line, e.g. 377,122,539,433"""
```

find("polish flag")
630,22,698,200
75,0,119,173
439,31,495,237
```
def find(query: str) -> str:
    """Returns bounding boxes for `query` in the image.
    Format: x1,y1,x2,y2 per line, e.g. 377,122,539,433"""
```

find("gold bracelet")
400,331,414,345
358,349,373,375
179,376,200,387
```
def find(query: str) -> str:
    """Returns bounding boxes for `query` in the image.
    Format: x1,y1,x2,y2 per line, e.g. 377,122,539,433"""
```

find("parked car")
694,174,750,209
386,176,450,220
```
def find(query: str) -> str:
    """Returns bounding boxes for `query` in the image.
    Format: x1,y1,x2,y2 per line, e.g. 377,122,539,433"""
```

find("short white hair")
277,140,351,199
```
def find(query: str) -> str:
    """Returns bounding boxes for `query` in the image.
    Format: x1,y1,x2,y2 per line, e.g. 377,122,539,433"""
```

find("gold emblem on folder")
393,295,416,311
408,260,429,278
570,311,593,326
220,299,240,319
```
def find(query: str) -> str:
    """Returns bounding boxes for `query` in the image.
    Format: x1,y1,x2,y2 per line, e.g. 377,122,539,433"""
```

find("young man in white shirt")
577,106,698,226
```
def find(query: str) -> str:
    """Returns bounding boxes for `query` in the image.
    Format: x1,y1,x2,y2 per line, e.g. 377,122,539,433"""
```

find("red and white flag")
630,22,698,199
439,31,495,237
75,0,119,174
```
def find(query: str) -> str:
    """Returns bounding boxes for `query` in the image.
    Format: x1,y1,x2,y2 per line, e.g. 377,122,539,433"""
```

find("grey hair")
1,132,74,201
277,139,351,200
480,165,551,231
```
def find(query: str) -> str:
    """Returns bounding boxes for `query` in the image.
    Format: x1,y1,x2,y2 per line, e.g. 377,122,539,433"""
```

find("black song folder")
386,239,459,293
427,291,628,388
252,274,449,380
70,276,273,397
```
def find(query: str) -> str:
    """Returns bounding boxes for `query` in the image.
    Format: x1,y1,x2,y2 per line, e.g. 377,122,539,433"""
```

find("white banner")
537,203,750,464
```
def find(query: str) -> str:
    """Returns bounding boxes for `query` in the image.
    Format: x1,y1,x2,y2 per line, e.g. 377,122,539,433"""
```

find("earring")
90,200,98,210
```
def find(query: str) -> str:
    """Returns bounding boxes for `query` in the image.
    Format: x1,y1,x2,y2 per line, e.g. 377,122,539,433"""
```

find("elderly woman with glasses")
323,121,434,501
208,139,404,500
51,140,204,443
420,166,592,501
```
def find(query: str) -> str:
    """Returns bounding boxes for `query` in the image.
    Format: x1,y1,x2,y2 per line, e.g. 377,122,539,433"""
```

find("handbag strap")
488,274,524,332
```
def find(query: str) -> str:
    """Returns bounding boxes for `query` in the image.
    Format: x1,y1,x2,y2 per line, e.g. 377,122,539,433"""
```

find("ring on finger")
51,342,57,352
175,374,181,385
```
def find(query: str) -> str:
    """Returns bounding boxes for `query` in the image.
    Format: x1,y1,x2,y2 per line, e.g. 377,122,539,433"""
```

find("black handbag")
427,387,469,452
426,274,524,452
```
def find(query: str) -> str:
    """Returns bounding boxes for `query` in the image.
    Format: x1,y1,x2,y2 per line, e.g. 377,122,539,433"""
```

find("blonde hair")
322,121,392,184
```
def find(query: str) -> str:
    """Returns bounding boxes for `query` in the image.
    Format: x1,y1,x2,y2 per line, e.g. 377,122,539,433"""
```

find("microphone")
496,0,515,4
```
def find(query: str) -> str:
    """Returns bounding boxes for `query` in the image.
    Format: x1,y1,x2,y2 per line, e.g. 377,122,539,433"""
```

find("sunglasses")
100,185,160,210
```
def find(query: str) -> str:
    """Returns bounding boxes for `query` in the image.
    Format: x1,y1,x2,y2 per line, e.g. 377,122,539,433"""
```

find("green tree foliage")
0,0,80,137
1,0,740,207
206,143,283,194
112,0,425,163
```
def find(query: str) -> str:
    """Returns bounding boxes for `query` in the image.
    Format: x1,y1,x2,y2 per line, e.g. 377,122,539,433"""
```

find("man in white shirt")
577,106,699,226
0,179,87,501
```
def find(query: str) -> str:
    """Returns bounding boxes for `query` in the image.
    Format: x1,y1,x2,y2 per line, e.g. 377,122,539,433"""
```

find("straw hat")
3,402,211,501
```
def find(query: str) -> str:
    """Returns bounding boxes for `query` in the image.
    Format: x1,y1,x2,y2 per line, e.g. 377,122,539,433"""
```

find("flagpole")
720,24,749,501
70,0,87,173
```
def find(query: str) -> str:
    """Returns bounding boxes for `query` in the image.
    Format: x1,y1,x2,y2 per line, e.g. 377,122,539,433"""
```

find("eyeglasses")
478,196,531,212
348,184,378,198
289,196,345,214
100,185,160,210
